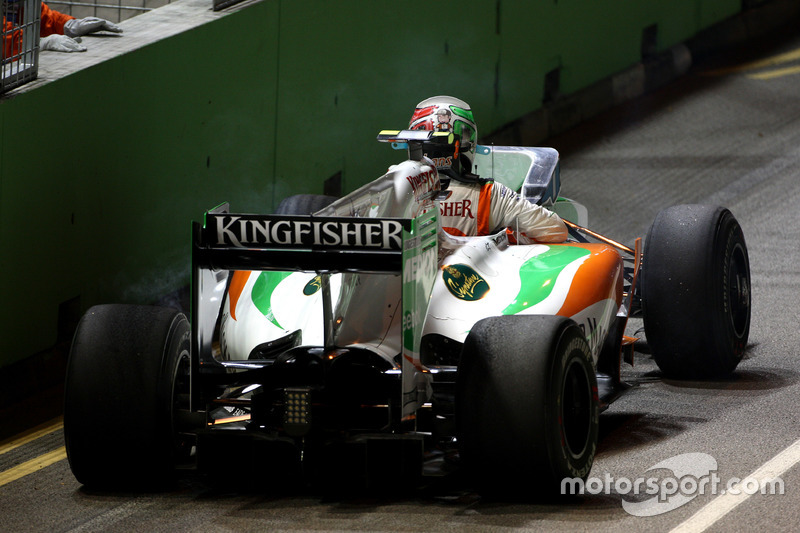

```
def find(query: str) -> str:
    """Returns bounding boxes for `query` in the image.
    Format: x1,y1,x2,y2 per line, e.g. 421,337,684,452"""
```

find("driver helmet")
409,96,478,175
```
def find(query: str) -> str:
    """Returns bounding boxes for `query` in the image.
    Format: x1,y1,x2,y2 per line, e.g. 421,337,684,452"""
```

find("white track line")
671,438,800,532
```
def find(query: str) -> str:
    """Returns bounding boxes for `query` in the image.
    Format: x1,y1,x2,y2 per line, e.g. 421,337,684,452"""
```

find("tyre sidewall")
642,205,750,378
712,213,750,364
545,326,598,484
64,304,190,488
457,316,598,495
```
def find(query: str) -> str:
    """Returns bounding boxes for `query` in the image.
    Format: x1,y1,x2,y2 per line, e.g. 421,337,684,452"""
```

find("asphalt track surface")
3,32,800,532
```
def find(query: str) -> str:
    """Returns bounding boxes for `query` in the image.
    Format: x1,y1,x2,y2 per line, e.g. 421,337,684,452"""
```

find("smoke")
119,256,191,313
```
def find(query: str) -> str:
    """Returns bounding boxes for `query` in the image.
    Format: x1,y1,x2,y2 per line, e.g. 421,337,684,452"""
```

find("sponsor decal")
439,198,474,219
578,316,608,351
442,264,490,301
403,247,437,283
303,275,322,296
209,215,404,250
429,156,453,169
405,168,439,201
402,308,424,332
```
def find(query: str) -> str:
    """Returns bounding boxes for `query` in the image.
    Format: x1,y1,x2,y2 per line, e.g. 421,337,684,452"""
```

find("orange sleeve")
476,182,493,236
3,18,22,58
39,2,74,37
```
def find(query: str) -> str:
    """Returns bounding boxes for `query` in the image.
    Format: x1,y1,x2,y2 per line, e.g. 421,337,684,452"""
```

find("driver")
409,96,567,244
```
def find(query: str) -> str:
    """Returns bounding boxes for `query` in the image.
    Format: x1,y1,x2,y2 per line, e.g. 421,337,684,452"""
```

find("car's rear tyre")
64,304,191,489
456,315,598,497
641,205,751,379
274,194,338,215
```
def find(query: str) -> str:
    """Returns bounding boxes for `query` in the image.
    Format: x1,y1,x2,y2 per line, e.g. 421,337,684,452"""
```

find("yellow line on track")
747,64,800,80
705,47,800,76
0,446,67,487
0,417,64,456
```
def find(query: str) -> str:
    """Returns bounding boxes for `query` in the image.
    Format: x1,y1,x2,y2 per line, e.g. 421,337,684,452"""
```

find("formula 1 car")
63,130,751,495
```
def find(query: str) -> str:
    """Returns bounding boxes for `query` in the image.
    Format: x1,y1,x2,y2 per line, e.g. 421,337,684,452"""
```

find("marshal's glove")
64,17,123,38
40,34,87,53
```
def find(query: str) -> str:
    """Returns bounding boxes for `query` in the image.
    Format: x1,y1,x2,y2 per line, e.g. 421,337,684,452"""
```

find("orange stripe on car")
228,271,251,321
556,244,623,318
443,226,468,236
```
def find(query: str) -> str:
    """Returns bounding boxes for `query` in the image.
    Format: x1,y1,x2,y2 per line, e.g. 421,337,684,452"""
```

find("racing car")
63,130,751,496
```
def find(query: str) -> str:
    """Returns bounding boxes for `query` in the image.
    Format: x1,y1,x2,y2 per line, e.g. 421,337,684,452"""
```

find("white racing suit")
438,180,568,243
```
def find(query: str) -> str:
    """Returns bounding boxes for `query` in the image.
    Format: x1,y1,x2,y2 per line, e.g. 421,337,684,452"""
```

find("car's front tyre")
641,205,751,379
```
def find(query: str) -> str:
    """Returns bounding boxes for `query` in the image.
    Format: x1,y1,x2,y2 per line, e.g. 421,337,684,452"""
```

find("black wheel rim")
562,358,592,458
728,242,750,338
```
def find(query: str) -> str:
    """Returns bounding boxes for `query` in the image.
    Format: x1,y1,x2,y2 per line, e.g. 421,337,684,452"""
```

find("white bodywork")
219,146,621,365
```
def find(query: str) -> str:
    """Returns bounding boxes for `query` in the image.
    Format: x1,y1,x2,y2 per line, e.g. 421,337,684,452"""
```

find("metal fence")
1,0,40,93
45,0,170,23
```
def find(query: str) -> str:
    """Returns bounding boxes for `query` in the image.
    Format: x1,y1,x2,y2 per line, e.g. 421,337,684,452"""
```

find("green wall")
0,0,740,367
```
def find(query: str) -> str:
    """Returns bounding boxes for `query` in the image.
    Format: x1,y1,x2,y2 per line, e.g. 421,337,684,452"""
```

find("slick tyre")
457,315,599,497
64,304,191,489
274,194,338,215
641,205,751,379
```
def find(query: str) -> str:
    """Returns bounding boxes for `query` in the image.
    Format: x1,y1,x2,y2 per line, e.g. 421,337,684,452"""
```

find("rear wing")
194,208,407,273
191,203,438,418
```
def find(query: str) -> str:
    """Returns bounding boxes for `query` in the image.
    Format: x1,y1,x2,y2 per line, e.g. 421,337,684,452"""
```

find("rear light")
284,387,311,436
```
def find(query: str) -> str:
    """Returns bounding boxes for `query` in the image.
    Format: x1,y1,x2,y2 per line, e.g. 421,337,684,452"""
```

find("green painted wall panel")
272,2,503,197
